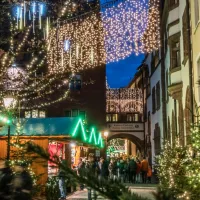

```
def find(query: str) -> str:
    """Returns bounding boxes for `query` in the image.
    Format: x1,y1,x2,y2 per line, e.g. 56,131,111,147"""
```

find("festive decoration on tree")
156,122,200,200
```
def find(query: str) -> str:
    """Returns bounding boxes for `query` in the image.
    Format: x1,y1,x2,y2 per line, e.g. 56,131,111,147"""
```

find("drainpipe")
174,99,178,136
186,0,194,123
141,65,146,157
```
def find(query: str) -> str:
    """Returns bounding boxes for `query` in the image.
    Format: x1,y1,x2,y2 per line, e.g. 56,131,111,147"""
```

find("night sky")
106,53,144,88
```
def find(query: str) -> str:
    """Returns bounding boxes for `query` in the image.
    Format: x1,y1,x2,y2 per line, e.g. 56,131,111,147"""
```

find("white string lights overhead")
47,0,160,73
106,88,143,113
0,0,160,110
47,12,106,74
101,0,160,62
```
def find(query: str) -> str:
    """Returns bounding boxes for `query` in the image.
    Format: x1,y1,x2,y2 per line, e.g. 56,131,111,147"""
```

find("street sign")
107,123,144,131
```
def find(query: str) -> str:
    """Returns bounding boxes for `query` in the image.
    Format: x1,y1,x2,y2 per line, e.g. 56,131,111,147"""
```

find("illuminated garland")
71,118,104,148
48,0,160,70
0,0,160,111
47,12,106,74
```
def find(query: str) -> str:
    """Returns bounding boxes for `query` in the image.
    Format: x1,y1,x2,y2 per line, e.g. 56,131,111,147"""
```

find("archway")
107,133,144,159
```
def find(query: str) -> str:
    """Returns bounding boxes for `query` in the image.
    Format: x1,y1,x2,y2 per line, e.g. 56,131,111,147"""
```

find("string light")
106,88,143,113
47,12,105,74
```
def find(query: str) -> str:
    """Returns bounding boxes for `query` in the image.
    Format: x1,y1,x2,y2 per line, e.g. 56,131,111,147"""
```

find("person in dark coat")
128,158,137,183
58,156,67,200
12,162,33,200
98,157,109,179
77,158,85,190
118,159,125,183
0,161,13,200
108,159,117,181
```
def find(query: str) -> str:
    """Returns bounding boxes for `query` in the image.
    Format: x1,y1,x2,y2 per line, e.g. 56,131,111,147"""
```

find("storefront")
0,117,104,183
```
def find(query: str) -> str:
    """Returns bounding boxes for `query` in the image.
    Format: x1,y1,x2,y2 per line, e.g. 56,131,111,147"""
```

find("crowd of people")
76,154,152,185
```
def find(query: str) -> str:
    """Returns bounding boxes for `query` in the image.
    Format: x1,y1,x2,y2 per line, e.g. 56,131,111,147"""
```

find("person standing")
136,158,142,183
77,158,85,190
58,156,67,200
147,166,152,183
108,159,117,181
141,157,149,184
118,159,125,183
128,158,137,184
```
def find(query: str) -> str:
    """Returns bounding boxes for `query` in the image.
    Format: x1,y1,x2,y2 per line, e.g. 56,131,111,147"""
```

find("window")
127,114,133,122
106,114,118,122
156,81,160,110
169,33,181,70
195,0,200,26
106,114,112,122
65,110,71,117
32,110,38,118
152,87,156,113
79,111,86,119
25,111,31,118
154,124,161,155
171,41,181,68
166,70,169,102
169,0,179,10
126,114,140,122
135,114,139,121
148,112,151,135
39,111,46,118
182,8,189,62
151,54,155,74
25,110,45,118
146,70,151,96
72,109,78,117
198,59,200,102
112,114,118,122
155,50,159,66
165,32,168,54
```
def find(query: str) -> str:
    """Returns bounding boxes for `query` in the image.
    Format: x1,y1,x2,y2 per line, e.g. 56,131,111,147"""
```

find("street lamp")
3,95,17,160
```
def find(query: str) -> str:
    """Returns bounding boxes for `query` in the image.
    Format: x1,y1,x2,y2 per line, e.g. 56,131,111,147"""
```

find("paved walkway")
66,185,157,200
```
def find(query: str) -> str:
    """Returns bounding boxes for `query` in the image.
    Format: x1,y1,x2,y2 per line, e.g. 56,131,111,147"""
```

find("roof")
0,117,104,148
0,117,79,136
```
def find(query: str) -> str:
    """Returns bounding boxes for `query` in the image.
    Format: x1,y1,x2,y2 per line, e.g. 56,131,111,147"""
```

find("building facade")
133,0,198,166
106,84,144,156
191,0,200,107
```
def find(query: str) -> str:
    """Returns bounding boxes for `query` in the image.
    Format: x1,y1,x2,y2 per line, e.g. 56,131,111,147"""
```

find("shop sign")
95,150,100,157
107,123,144,131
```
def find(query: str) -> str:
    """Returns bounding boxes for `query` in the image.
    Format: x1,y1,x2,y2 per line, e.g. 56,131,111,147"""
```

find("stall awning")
0,117,78,136
0,117,104,148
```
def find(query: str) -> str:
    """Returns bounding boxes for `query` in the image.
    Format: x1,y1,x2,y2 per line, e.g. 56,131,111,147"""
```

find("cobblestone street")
66,185,157,200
